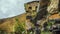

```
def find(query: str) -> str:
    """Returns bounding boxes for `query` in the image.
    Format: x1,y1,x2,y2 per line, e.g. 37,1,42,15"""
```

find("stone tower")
24,1,39,30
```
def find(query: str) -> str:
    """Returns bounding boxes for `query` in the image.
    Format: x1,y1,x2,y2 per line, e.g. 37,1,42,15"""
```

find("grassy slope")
0,13,26,32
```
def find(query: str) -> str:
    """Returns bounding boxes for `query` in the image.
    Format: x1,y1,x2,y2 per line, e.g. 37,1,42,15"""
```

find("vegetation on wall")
15,18,26,34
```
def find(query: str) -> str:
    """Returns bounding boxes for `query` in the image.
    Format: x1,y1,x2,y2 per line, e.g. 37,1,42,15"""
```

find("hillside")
0,13,26,33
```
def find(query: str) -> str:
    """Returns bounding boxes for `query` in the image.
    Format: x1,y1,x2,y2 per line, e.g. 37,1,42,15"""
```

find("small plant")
15,18,26,34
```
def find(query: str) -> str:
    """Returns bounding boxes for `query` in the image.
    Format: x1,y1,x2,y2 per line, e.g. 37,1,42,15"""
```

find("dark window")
29,7,32,9
36,6,37,8
26,11,29,13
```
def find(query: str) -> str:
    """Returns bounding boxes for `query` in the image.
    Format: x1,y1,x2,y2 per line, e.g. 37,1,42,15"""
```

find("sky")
0,0,38,19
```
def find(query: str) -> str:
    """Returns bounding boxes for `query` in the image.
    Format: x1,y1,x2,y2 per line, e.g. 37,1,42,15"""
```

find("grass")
41,31,52,34
14,18,52,34
15,18,26,34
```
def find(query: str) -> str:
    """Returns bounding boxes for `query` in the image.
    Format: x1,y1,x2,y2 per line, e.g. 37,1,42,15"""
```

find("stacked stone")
47,0,59,14
47,0,60,34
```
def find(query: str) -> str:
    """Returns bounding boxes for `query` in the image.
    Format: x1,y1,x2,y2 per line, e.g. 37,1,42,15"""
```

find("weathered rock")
47,0,59,14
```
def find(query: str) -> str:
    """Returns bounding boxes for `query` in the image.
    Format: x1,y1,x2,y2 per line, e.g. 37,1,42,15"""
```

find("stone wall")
47,0,59,14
